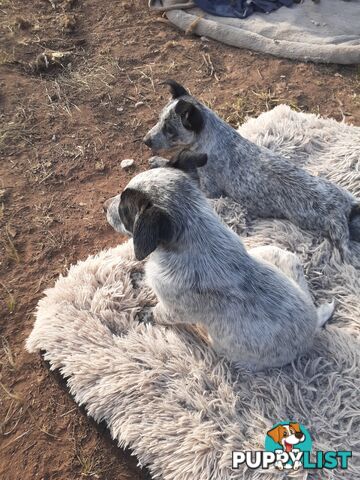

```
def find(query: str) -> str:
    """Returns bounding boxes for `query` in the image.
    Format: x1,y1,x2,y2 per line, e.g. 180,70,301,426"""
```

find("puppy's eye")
283,432,288,437
163,124,176,137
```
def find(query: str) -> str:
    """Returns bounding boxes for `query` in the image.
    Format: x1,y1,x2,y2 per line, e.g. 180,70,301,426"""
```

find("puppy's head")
104,168,204,261
104,187,173,261
143,80,205,152
267,423,305,452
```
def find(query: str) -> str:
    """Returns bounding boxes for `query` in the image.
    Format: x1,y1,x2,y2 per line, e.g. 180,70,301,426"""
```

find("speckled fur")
144,85,360,259
105,168,333,371
27,106,360,480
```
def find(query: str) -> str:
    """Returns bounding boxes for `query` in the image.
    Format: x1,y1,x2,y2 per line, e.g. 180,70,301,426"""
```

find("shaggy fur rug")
27,105,360,480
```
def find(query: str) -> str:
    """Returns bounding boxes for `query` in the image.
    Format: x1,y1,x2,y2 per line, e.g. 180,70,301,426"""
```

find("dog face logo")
265,422,311,471
267,422,305,453
233,422,351,472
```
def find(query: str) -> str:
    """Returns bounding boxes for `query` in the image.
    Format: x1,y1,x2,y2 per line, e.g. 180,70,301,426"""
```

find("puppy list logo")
232,421,352,471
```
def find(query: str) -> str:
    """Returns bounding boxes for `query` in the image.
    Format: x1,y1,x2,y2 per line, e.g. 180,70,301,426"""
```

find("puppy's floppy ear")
169,150,207,171
133,205,173,261
289,423,301,433
267,425,283,445
120,189,173,261
161,79,189,99
175,99,204,133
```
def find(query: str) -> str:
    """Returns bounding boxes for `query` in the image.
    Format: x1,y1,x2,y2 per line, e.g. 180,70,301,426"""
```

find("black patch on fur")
162,79,189,99
349,203,360,221
119,188,173,261
349,203,360,242
175,99,204,134
168,150,208,172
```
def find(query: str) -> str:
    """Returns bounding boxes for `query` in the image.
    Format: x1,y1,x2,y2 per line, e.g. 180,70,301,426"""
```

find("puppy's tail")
316,300,335,328
349,204,360,242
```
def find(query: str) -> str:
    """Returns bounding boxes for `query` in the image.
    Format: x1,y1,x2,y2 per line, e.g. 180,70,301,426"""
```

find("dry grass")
76,450,102,478
57,55,118,98
0,337,17,369
215,88,300,128
0,399,28,438
0,282,16,313
0,381,22,402
27,408,59,439
0,106,39,155
34,196,56,228
2,225,20,262
0,49,17,66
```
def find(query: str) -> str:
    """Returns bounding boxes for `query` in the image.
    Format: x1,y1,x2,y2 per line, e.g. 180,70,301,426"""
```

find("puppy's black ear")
169,150,208,171
175,99,204,133
133,205,173,261
162,79,189,99
119,189,173,261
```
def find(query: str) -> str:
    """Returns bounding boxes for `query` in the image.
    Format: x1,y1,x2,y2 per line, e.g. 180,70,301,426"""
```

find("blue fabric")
193,0,293,19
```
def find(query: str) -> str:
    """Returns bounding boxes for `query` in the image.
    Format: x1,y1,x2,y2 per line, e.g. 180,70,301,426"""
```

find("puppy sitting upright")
144,80,360,260
104,166,334,371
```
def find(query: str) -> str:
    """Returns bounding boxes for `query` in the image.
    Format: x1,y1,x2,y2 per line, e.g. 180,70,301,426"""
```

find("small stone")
7,226,17,238
121,159,134,170
95,160,105,171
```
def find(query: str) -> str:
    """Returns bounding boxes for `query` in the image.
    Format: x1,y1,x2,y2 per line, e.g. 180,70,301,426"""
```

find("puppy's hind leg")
316,300,335,328
328,216,351,263
249,245,311,296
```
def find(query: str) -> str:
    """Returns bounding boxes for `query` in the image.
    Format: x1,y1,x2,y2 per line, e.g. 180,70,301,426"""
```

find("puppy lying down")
144,80,360,260
104,167,334,372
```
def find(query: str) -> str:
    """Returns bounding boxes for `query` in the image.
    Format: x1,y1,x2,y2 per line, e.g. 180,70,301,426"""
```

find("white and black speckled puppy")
144,80,360,260
104,167,334,371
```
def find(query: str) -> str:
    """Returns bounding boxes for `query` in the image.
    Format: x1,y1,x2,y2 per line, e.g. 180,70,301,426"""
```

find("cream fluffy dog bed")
27,106,360,480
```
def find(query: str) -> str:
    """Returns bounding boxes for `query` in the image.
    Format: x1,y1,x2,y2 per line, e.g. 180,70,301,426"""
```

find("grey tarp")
150,0,360,64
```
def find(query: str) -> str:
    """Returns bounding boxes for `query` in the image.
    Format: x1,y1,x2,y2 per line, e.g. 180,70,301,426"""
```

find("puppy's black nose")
143,136,153,148
103,198,112,213
295,432,303,439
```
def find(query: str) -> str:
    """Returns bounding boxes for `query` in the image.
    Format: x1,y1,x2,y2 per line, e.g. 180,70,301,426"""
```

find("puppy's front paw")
148,156,169,169
137,306,155,324
293,460,302,471
274,460,284,471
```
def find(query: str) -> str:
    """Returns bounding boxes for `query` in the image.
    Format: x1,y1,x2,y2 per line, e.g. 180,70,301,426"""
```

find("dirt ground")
0,0,359,478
